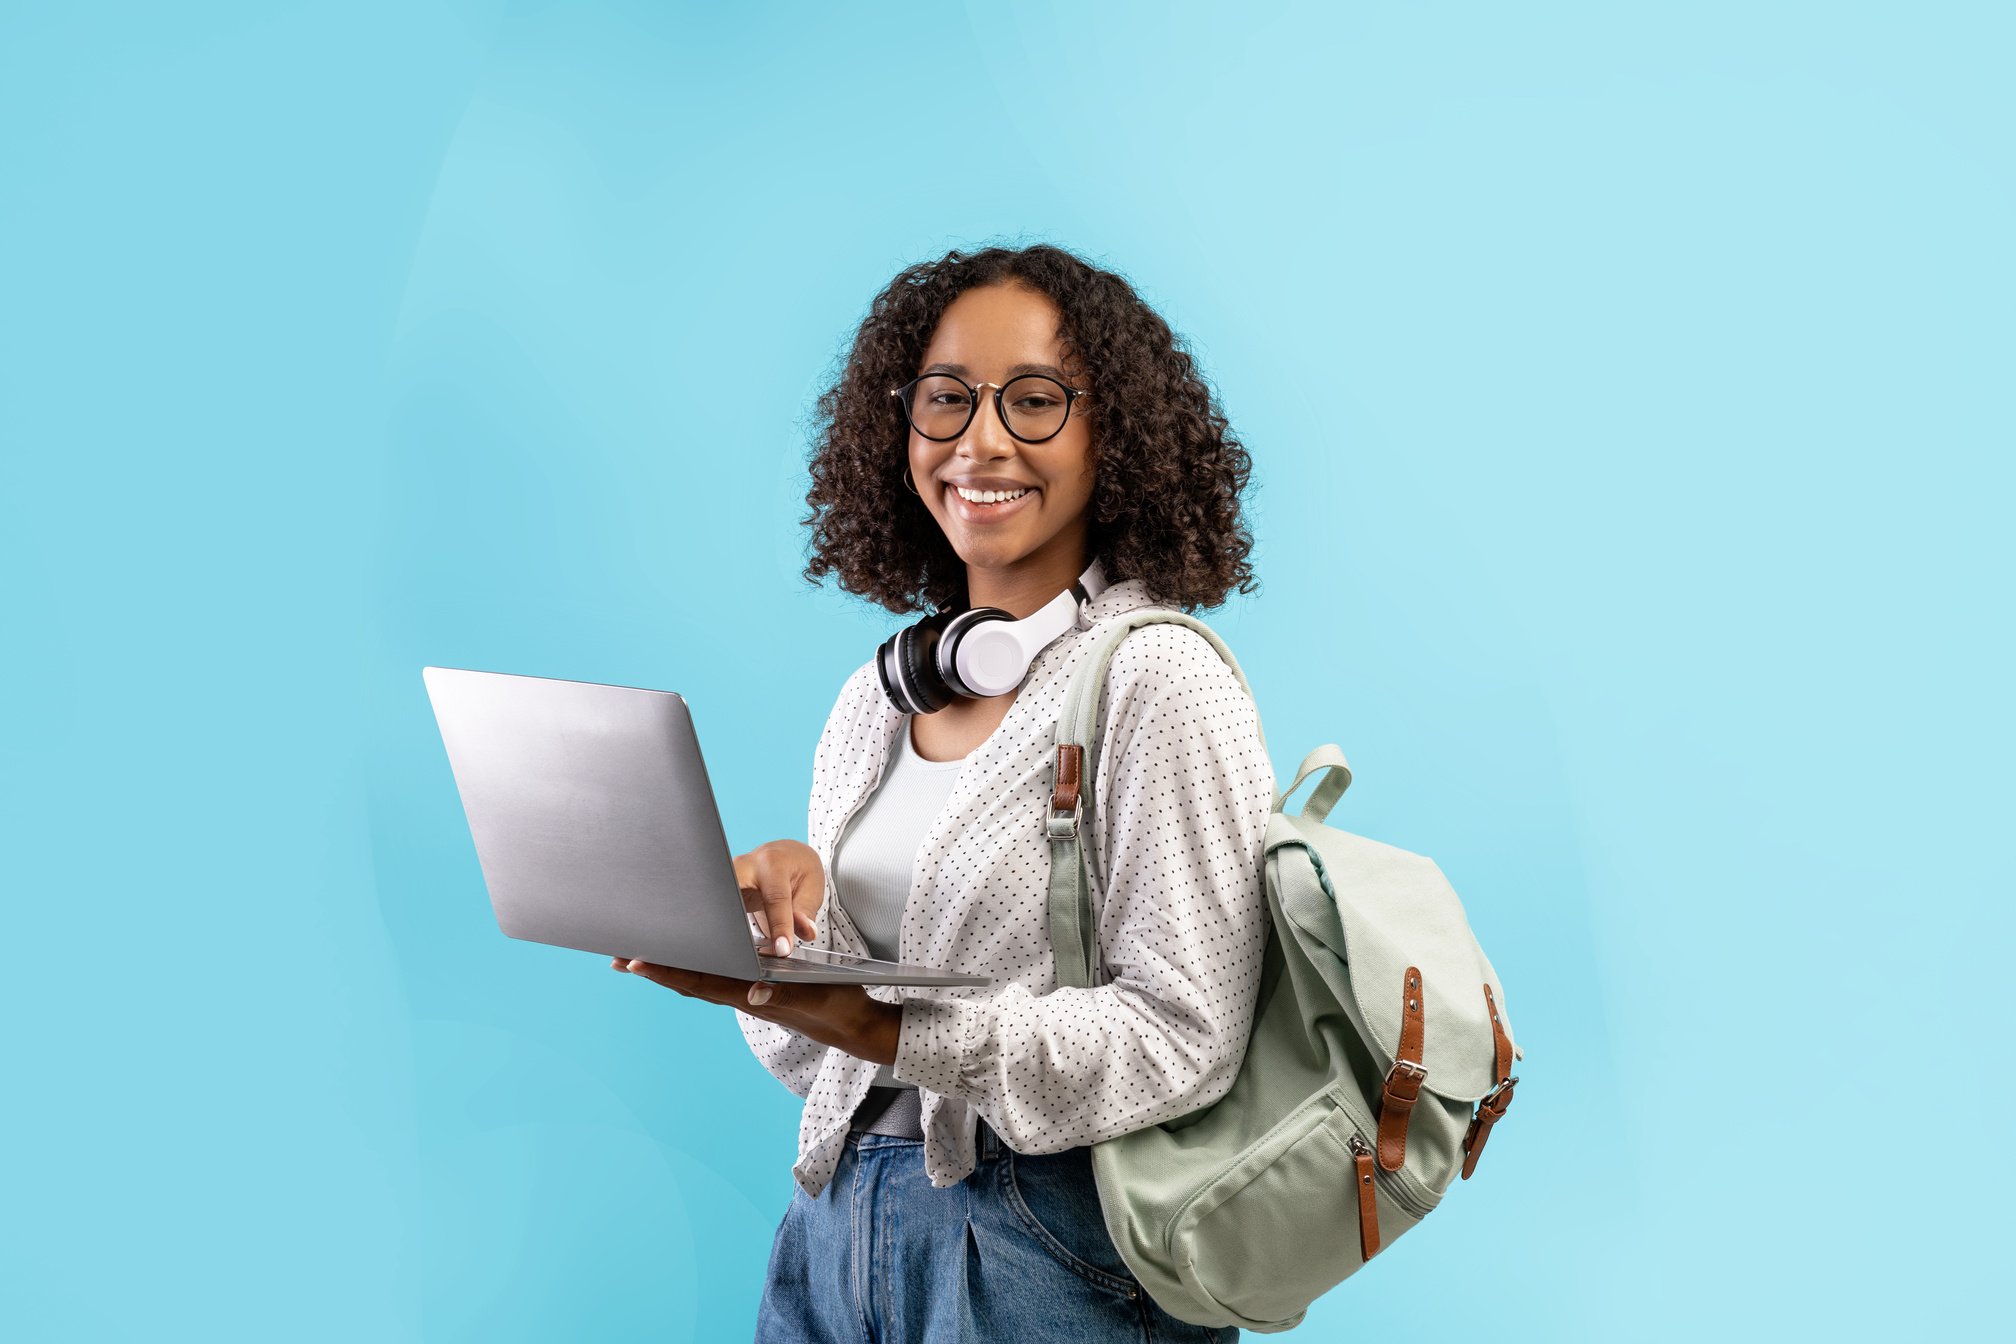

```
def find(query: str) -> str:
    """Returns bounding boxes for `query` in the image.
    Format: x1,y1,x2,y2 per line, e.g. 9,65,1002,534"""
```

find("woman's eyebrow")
921,360,1071,380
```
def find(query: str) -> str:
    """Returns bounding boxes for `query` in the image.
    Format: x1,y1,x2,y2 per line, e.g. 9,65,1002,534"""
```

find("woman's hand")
610,956,903,1066
733,838,825,961
607,836,901,1068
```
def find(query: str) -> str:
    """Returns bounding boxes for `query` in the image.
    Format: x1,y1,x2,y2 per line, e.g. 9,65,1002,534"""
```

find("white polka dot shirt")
735,577,1277,1196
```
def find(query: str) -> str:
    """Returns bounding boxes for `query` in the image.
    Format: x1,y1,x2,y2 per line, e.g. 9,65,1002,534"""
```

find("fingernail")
773,936,790,957
748,984,772,1005
627,959,643,972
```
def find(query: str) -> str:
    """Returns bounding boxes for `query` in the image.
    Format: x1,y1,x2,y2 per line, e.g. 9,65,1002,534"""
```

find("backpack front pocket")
1169,1087,1438,1328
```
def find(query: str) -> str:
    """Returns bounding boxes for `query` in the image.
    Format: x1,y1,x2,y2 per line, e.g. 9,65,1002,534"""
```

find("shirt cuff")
891,994,975,1096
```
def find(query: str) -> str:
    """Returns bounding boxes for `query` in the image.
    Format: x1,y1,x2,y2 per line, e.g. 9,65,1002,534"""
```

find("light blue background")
4,2,2007,1339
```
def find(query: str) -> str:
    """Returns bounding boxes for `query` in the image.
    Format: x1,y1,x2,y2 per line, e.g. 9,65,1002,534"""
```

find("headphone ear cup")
878,611,946,714
898,618,954,714
934,606,1014,699
875,630,911,713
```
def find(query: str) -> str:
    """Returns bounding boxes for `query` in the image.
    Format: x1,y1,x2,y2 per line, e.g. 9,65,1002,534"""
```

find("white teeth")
954,485,1030,504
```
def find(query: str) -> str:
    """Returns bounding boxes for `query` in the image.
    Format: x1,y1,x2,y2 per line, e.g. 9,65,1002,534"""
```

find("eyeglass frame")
887,372,1092,444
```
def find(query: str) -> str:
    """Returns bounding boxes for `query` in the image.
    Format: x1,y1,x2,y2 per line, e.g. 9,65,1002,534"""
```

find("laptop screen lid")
422,665,765,981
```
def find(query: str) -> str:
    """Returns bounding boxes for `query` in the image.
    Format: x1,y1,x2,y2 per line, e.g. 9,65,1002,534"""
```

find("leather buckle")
1384,1057,1427,1094
1375,1056,1428,1171
1459,1074,1518,1180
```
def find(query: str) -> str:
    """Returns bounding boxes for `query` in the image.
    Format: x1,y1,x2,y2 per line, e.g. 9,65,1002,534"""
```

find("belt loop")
980,1119,999,1161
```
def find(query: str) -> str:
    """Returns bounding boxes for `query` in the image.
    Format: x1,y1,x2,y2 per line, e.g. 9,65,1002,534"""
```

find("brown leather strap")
1051,744,1082,814
1351,1134,1381,1260
1486,981,1513,1082
1375,966,1427,1172
1460,1080,1514,1180
1460,982,1518,1180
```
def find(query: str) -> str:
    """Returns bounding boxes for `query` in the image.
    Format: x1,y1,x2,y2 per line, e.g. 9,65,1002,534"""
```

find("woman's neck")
965,552,1091,619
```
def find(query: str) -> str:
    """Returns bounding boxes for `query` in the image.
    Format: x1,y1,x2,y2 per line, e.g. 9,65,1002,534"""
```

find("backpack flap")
1275,812,1520,1105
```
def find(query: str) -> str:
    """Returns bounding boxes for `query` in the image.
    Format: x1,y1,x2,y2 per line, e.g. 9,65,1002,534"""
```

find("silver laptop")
422,665,990,987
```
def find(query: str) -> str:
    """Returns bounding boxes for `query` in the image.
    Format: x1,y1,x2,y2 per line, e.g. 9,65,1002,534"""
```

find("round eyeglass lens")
905,374,1072,441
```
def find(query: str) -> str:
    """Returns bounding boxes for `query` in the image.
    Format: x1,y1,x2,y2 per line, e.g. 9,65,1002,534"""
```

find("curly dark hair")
799,242,1258,616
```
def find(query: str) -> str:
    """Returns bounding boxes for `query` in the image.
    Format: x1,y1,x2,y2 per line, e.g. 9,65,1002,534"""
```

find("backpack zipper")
1347,1131,1381,1260
1332,1093,1440,1220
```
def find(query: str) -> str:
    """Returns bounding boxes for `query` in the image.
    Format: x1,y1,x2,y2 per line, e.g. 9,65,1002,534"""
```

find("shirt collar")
1074,574,1163,630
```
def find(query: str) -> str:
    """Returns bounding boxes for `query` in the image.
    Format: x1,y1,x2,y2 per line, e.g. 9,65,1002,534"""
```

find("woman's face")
906,282,1096,592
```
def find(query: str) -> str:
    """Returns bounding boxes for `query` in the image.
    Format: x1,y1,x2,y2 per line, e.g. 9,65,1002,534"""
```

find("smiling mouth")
945,484,1038,524
954,487,1032,504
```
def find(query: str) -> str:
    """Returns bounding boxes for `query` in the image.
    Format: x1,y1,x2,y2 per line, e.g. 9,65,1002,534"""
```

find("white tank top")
832,715,967,1089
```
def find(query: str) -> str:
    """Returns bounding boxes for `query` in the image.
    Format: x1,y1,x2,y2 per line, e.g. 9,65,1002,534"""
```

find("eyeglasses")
889,372,1091,444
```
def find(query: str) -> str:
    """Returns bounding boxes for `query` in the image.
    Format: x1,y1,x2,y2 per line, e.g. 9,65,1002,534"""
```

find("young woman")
613,243,1275,1341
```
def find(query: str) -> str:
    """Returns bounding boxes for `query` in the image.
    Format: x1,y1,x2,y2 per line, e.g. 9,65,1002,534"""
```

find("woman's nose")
961,394,1017,453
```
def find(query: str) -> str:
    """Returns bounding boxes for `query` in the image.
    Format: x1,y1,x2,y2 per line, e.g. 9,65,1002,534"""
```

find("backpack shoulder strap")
1045,609,1268,990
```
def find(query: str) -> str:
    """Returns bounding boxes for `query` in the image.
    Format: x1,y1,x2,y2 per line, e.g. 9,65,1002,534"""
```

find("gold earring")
902,466,919,495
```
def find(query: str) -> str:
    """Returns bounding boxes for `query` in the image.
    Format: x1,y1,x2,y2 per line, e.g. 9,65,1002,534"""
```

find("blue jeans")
755,1120,1238,1343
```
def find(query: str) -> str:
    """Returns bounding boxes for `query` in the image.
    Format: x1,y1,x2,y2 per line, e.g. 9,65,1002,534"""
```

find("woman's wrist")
856,997,904,1066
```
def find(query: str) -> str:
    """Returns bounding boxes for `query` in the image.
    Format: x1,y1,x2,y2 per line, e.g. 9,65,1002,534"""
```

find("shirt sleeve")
735,1010,827,1100
890,624,1277,1153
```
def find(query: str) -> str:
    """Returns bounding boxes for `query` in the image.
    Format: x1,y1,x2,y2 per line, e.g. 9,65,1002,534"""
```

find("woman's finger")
759,888,795,959
626,959,759,1008
743,848,797,958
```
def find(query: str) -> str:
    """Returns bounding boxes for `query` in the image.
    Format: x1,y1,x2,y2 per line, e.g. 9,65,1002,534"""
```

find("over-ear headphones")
876,559,1111,714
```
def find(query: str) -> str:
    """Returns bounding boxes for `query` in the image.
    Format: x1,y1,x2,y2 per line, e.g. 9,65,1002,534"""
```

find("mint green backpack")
1044,609,1524,1333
